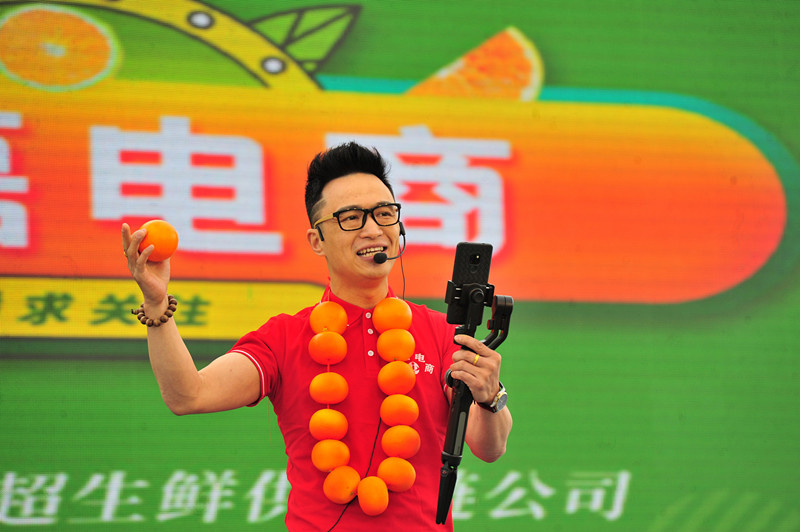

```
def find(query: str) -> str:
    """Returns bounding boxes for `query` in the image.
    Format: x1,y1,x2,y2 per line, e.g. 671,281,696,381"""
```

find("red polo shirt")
229,286,460,531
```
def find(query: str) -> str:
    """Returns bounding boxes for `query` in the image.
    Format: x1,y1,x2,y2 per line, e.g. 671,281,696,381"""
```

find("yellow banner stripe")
0,277,324,340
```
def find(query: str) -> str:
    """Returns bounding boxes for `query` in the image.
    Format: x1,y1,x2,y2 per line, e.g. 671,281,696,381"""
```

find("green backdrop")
2,1,799,530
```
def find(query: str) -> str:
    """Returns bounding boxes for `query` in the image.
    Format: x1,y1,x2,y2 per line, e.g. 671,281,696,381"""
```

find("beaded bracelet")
131,295,177,327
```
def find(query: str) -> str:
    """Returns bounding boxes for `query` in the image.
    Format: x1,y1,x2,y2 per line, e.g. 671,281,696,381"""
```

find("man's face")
309,173,401,286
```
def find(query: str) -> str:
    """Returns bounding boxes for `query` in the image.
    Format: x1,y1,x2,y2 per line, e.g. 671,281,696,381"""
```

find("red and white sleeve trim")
229,349,266,407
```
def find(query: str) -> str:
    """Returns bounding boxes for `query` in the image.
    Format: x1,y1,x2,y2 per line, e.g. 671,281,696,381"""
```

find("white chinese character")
0,472,68,525
0,111,29,248
91,116,282,253
450,469,480,520
486,470,555,520
69,471,148,523
414,353,425,363
425,363,435,374
246,469,290,522
327,126,509,250
157,470,236,523
565,470,631,520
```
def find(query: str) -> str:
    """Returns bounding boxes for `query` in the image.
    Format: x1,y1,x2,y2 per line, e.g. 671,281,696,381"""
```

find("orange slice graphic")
0,5,117,91
0,0,319,90
408,26,543,101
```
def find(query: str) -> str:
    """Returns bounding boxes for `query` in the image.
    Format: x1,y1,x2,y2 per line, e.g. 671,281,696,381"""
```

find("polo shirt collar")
320,285,397,324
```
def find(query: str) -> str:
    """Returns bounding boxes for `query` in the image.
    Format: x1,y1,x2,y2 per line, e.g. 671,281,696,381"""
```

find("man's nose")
361,214,384,235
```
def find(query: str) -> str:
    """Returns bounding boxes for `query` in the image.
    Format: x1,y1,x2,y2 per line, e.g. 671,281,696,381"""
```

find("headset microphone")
373,222,406,264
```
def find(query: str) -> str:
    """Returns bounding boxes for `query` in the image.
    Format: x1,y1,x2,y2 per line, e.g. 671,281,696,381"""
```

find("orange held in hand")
372,297,412,333
323,466,360,504
357,476,389,516
138,220,179,262
377,457,416,492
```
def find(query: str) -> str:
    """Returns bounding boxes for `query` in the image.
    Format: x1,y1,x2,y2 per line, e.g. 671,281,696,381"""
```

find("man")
122,142,512,530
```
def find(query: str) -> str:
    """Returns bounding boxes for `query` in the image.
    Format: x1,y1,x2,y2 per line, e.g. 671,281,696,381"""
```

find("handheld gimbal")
436,243,513,525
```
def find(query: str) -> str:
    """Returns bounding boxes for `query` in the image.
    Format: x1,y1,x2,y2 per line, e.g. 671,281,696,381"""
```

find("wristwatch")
477,382,508,413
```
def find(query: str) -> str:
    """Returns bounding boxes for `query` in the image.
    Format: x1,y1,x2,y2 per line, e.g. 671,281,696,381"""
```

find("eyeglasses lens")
337,204,399,230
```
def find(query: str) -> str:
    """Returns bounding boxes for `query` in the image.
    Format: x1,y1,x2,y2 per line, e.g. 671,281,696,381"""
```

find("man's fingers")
138,244,155,263
121,223,132,250
455,334,487,349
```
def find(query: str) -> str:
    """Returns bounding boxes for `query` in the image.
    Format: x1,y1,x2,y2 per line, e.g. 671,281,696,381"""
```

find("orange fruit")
377,329,415,363
309,372,348,404
381,425,421,459
138,220,179,262
372,297,412,333
0,5,117,91
407,26,544,102
309,301,348,334
380,395,419,427
311,439,350,472
323,465,360,504
377,457,416,492
308,331,347,365
309,408,348,440
357,476,389,516
377,361,416,395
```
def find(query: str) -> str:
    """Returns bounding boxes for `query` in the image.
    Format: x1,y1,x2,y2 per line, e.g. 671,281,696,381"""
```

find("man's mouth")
357,246,386,257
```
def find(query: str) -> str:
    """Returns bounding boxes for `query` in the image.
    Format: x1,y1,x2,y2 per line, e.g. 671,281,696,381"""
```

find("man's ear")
306,228,325,256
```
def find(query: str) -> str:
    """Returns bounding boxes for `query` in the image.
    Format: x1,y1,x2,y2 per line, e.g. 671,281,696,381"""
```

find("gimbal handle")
436,290,513,525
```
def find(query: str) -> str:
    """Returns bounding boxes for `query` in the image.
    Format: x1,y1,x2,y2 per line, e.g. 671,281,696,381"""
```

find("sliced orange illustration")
0,5,117,91
408,26,543,101
0,0,320,90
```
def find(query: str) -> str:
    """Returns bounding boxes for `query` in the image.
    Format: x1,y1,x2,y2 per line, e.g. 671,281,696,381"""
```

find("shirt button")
368,328,374,335
368,350,374,357
366,312,372,319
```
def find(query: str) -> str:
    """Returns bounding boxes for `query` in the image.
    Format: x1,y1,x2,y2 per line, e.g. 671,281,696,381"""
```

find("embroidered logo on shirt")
410,353,436,375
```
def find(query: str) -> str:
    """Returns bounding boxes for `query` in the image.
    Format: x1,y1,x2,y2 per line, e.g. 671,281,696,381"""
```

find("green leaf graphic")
250,5,360,73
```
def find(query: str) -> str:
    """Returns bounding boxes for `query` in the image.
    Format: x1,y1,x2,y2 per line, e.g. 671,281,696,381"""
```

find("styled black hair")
305,142,393,226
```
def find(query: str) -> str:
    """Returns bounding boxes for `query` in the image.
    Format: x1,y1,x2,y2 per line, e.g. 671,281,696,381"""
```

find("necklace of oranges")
307,297,420,516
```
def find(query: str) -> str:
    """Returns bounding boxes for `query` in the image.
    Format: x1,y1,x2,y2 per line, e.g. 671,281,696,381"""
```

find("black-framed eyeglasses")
314,202,401,232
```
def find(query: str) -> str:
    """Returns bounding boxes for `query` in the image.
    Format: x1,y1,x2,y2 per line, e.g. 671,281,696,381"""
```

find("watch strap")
477,381,506,413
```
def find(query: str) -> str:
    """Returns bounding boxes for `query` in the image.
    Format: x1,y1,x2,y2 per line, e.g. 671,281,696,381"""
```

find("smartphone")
445,242,493,325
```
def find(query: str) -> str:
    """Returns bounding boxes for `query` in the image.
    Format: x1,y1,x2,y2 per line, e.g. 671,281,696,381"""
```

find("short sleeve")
227,325,280,406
